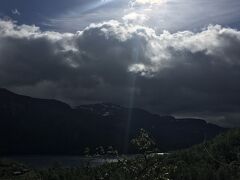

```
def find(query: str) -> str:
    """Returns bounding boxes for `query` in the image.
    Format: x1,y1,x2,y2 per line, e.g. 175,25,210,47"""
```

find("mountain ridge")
0,88,226,155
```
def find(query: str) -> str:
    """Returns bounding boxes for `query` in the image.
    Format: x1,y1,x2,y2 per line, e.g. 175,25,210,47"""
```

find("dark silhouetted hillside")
0,88,225,155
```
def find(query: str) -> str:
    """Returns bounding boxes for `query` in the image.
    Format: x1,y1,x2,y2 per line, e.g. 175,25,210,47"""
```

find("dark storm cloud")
1,19,240,127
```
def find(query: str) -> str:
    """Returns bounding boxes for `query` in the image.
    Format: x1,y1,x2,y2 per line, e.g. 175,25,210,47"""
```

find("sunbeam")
124,43,141,152
70,0,115,16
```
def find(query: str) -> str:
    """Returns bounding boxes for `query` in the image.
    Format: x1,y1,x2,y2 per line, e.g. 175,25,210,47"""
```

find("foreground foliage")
1,129,240,180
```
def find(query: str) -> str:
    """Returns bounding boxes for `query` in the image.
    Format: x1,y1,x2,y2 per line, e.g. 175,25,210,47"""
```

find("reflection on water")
2,154,166,169
2,156,123,169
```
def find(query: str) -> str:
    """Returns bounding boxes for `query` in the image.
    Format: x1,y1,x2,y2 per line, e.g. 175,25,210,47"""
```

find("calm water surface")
2,156,122,168
2,153,165,169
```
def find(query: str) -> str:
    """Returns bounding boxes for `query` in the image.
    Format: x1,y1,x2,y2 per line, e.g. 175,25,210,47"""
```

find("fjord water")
2,156,121,168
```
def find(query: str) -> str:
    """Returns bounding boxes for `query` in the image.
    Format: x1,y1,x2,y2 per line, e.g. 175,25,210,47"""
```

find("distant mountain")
0,88,226,155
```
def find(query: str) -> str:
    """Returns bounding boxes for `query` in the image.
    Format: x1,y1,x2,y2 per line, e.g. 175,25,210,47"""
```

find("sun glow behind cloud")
131,0,166,6
126,0,167,27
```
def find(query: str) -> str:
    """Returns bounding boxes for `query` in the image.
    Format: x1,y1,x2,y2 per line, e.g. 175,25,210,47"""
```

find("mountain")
0,88,226,155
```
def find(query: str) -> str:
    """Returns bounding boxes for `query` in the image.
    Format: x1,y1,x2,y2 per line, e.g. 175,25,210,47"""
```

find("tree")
95,146,105,156
131,128,156,164
84,147,91,157
131,129,156,154
106,146,118,156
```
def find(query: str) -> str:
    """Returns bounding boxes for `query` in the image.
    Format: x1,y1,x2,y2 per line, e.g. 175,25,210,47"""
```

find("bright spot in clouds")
131,0,166,6
126,0,166,25
122,12,149,24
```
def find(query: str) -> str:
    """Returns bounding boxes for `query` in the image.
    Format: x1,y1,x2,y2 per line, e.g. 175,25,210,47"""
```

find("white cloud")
122,12,149,24
11,9,21,16
127,24,240,75
0,19,73,40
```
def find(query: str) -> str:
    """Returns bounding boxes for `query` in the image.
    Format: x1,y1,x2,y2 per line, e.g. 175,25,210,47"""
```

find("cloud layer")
1,19,240,127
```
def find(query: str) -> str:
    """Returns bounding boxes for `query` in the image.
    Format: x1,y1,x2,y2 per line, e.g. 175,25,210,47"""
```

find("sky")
1,0,240,127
